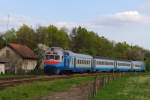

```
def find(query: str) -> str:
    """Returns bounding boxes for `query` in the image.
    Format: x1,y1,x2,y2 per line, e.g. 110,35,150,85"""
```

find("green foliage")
4,29,17,43
93,75,150,100
16,24,37,49
35,25,70,49
145,60,150,71
0,36,5,49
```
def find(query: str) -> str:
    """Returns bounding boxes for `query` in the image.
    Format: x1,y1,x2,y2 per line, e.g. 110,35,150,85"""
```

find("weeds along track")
0,75,67,89
0,73,124,89
0,75,37,81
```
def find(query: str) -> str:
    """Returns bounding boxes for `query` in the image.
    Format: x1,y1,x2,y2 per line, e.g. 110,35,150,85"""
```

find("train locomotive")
44,47,145,74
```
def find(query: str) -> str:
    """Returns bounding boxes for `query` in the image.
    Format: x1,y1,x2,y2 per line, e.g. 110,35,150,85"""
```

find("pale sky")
0,0,150,50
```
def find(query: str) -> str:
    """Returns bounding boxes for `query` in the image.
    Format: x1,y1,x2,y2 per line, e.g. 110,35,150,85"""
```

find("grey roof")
94,56,115,60
94,56,132,62
65,50,93,58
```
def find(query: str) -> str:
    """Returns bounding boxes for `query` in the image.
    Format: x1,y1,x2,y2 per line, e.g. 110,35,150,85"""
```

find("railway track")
0,75,68,89
0,73,123,89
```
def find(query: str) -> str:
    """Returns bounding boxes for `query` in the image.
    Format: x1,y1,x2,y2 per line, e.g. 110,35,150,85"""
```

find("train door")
69,57,74,69
64,56,70,68
114,61,117,72
91,59,96,72
131,62,134,71
74,57,76,69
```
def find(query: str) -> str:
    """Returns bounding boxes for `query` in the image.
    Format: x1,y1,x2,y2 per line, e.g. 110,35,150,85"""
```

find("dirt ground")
38,83,93,100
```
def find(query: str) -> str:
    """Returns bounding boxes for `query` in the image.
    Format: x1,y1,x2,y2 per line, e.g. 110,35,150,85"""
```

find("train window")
46,55,54,60
97,61,100,65
101,61,104,65
97,61,99,65
45,55,61,60
72,59,73,65
77,60,80,64
135,65,141,67
118,63,130,66
100,61,102,65
55,55,60,60
89,60,90,64
105,61,114,65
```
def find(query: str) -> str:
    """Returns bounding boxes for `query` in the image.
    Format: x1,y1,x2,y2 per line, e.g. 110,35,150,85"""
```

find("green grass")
0,74,16,78
93,75,150,100
0,76,94,100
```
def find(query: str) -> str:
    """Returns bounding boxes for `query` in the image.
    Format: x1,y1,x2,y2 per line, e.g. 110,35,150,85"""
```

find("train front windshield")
46,55,60,60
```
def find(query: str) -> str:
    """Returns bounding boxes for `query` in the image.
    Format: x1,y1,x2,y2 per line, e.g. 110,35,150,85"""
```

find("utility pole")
6,14,10,31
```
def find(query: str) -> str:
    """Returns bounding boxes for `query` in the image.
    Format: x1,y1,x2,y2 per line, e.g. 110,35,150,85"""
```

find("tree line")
0,24,150,71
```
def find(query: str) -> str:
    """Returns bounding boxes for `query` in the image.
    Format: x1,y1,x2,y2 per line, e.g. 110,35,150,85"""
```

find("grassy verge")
0,74,16,78
0,76,94,100
93,74,150,100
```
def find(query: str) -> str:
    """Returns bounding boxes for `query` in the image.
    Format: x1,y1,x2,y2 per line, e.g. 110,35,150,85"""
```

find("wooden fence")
80,73,124,100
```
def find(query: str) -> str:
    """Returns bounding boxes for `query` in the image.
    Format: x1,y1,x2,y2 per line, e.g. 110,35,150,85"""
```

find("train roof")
48,47,64,51
64,50,93,58
131,61,144,63
116,60,132,62
94,56,115,60
94,56,132,62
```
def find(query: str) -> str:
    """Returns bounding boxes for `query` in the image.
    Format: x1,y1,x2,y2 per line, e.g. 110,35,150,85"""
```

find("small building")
0,43,37,73
0,59,8,74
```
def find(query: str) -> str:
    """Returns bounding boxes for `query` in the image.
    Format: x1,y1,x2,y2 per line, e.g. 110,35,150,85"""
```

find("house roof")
8,43,37,60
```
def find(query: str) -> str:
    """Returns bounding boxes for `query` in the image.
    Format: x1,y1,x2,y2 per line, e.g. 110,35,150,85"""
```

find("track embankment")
0,73,125,89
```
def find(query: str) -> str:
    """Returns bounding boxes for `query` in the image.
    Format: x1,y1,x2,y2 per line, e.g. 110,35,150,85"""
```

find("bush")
28,68,44,75
145,60,150,72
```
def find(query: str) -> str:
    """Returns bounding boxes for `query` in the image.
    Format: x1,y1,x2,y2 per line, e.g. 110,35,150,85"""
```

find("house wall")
0,47,37,73
0,63,5,74
22,59,37,71
0,47,22,71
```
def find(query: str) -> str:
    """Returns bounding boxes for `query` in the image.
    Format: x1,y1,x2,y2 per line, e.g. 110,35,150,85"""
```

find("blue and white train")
44,47,145,74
